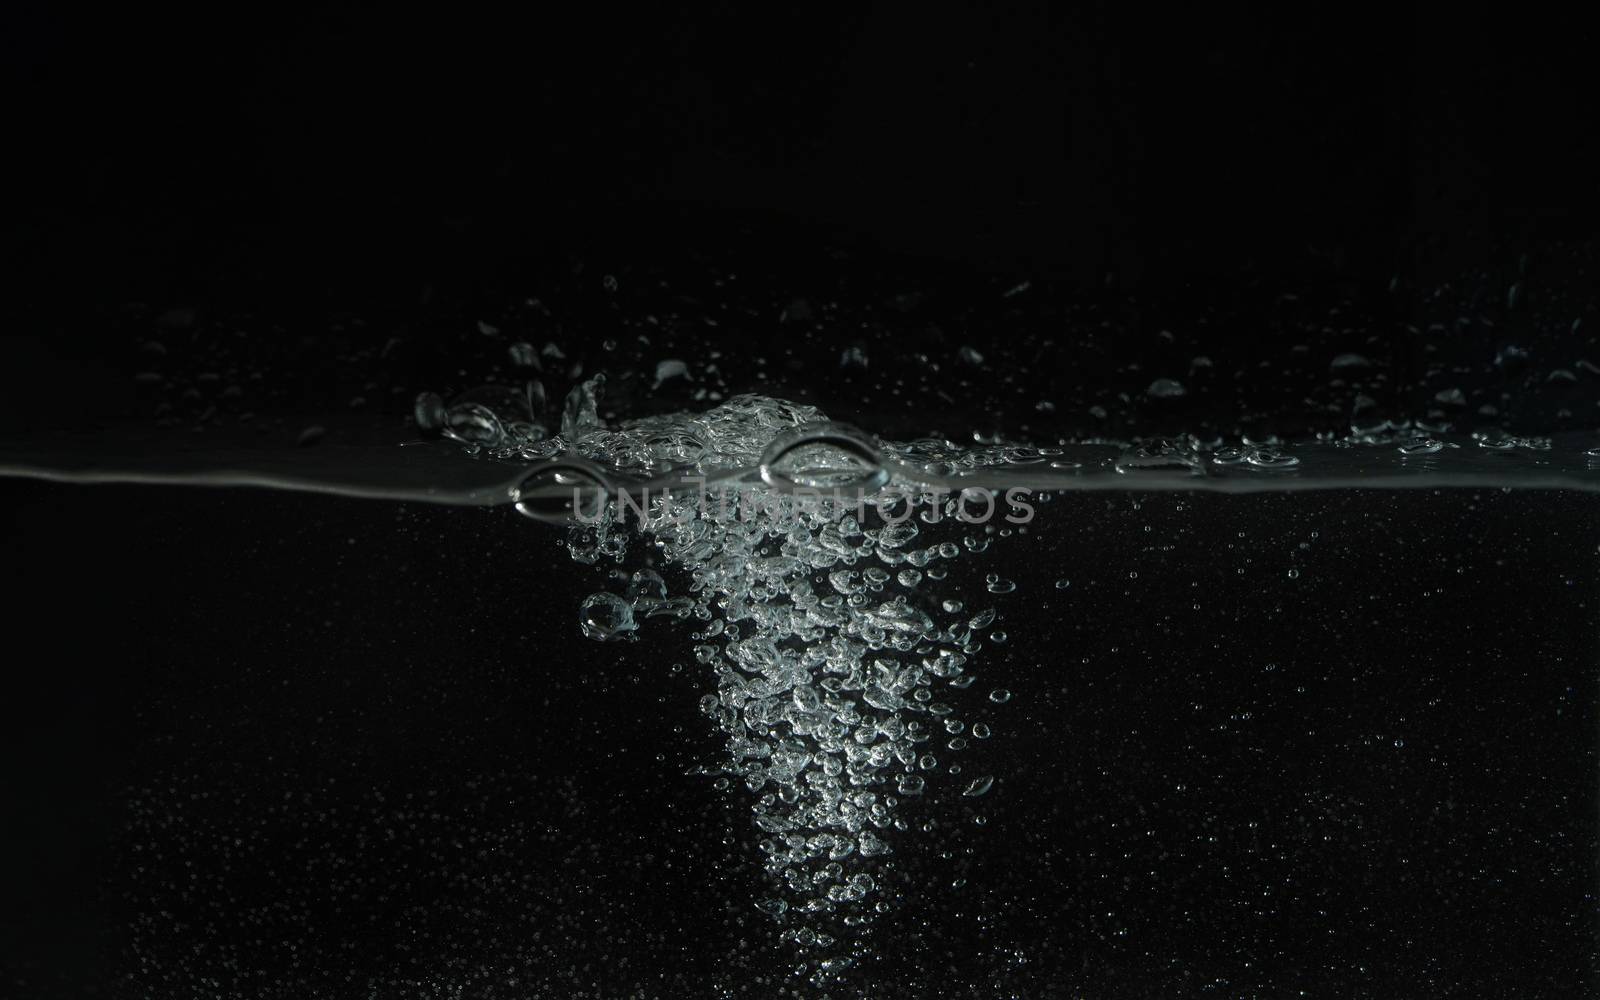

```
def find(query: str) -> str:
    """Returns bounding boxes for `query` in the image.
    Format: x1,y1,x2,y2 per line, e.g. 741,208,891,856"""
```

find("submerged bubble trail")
442,390,1015,974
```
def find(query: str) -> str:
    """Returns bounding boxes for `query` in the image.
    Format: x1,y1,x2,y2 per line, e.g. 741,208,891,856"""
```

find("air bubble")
513,459,615,523
578,592,636,641
758,421,889,493
1398,439,1445,457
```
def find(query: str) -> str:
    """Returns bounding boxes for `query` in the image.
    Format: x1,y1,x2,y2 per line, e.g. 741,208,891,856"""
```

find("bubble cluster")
445,387,1015,974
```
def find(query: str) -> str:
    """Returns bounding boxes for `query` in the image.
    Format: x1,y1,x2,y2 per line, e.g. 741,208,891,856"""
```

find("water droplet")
1146,378,1187,400
559,375,608,441
413,391,446,431
1329,353,1373,372
442,402,503,447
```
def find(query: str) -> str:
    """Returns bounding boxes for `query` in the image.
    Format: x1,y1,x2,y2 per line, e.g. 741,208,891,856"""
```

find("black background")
4,3,1600,997
5,3,1599,441
6,3,1597,310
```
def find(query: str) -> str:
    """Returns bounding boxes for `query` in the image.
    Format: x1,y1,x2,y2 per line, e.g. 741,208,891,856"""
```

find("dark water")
5,480,1595,998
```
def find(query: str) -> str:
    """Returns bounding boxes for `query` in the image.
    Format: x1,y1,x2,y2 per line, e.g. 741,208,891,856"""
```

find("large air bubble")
758,421,890,494
512,458,615,523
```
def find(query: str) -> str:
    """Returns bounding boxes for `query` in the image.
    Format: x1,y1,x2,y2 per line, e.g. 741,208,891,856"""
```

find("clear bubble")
442,402,504,447
578,592,636,641
758,421,889,493
513,459,614,523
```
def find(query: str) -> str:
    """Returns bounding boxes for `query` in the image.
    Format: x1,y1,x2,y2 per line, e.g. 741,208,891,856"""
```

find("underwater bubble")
989,688,1011,704
962,775,995,798
1054,578,1071,589
627,569,668,602
986,577,1017,594
512,458,615,523
877,521,920,549
578,592,636,641
758,421,889,493
1146,378,1188,400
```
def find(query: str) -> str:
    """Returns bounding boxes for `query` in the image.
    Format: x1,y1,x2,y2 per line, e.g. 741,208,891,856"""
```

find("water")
9,472,1593,997
5,244,1600,995
6,374,1597,996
